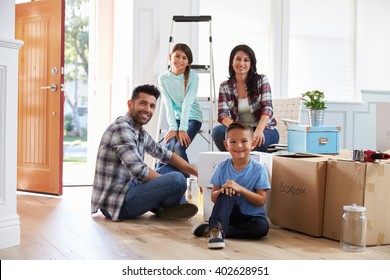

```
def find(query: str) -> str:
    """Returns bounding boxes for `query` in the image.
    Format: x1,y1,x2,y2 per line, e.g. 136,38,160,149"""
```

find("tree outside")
64,0,89,165
64,0,89,137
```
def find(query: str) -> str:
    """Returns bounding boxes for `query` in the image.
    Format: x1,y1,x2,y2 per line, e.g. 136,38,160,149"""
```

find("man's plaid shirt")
91,113,172,221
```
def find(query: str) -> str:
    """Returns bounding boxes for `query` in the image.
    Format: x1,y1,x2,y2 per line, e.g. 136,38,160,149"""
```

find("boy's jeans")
209,194,269,239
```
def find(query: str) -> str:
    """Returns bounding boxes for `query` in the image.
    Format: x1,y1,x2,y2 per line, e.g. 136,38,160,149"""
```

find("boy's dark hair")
225,120,254,140
131,84,160,101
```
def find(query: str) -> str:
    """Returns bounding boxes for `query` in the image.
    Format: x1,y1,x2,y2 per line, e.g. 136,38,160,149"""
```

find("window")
199,0,273,98
288,0,356,101
198,0,357,102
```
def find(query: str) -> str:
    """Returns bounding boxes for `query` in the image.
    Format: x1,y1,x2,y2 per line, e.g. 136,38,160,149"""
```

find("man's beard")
130,110,151,127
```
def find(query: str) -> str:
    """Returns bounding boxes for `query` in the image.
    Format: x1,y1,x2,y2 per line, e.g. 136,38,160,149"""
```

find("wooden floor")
1,186,390,260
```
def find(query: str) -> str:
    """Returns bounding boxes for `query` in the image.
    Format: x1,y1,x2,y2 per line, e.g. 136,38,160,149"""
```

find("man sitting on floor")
91,84,198,222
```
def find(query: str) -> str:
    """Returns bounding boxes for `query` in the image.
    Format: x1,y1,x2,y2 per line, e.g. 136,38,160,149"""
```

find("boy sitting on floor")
192,120,270,249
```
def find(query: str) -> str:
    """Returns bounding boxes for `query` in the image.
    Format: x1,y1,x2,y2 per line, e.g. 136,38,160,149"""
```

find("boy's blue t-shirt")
210,157,270,217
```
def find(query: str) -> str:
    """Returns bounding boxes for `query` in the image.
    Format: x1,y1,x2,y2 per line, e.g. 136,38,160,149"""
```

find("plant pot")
308,109,325,126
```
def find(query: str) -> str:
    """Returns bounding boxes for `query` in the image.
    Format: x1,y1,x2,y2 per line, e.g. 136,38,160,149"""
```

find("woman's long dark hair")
228,44,259,95
171,43,193,93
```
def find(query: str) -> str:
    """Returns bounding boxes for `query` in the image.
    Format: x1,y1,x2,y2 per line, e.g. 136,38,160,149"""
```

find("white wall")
0,0,23,249
376,102,390,151
356,0,390,93
87,0,115,174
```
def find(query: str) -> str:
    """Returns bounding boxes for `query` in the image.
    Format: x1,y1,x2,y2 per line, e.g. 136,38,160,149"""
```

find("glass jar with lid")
340,204,367,252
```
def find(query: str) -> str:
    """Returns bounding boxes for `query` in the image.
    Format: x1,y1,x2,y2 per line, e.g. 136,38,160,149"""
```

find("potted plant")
301,90,326,126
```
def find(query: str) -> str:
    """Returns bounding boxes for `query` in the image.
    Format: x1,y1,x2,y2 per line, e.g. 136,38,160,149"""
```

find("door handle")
40,84,57,92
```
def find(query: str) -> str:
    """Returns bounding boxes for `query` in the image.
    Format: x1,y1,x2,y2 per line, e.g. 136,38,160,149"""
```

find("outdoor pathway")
63,144,93,186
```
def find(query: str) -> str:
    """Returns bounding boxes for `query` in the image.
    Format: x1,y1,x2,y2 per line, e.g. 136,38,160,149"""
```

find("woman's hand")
178,130,191,147
253,115,270,148
164,130,177,143
253,129,265,147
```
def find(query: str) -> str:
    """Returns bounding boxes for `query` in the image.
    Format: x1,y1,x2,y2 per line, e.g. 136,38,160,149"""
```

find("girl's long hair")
228,44,259,96
171,43,193,93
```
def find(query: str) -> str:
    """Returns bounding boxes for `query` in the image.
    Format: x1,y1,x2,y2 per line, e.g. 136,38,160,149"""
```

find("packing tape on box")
366,183,375,193
353,161,365,176
368,162,385,177
378,164,385,176
377,232,385,245
367,221,385,245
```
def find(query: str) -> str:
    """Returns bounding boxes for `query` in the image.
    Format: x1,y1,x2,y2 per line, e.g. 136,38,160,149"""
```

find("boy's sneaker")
207,225,225,249
156,203,198,220
192,223,210,237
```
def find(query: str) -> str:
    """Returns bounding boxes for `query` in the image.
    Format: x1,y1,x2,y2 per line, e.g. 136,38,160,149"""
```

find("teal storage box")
287,125,340,154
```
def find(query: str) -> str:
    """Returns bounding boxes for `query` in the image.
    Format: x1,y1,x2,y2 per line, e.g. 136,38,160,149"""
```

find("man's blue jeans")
209,194,269,239
212,124,279,152
118,172,187,219
157,119,202,178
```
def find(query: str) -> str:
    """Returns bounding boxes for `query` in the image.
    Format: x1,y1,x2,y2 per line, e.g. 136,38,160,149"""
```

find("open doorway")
63,0,91,186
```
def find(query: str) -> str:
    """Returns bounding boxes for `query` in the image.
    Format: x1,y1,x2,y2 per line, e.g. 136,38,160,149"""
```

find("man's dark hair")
131,84,160,100
225,120,254,140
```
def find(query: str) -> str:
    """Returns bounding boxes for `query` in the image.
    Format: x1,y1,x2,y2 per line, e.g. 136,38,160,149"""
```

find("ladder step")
168,64,210,73
172,15,211,22
191,64,210,72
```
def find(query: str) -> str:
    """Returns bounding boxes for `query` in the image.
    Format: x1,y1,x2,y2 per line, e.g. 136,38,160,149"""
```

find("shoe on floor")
100,208,111,219
156,203,198,220
192,223,210,237
207,226,225,249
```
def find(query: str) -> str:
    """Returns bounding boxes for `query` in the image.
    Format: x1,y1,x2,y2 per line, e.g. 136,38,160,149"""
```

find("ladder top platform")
172,15,211,22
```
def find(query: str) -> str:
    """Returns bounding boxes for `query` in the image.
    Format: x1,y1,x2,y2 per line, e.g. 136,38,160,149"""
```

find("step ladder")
155,15,217,155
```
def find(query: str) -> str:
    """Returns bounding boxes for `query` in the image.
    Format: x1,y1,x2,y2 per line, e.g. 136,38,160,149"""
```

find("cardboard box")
250,151,275,183
269,155,328,237
198,152,232,187
288,125,340,154
198,151,276,221
198,152,232,221
323,160,390,246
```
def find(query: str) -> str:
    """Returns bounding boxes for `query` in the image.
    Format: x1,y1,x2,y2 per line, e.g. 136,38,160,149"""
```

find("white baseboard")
0,214,20,249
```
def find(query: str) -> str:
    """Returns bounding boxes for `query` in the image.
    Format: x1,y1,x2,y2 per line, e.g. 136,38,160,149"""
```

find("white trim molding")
0,37,23,249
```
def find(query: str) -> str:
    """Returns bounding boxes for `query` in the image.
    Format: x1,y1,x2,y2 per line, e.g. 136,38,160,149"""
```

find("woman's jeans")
118,172,187,219
212,124,279,152
209,194,269,239
157,119,202,178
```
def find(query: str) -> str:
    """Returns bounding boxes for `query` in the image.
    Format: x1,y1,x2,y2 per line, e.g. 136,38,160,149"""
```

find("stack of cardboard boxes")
269,152,390,246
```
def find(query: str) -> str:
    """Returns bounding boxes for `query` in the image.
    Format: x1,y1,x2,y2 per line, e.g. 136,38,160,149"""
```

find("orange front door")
15,0,65,195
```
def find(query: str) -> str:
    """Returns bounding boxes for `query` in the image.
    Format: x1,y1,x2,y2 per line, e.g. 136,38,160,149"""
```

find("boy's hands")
221,179,242,196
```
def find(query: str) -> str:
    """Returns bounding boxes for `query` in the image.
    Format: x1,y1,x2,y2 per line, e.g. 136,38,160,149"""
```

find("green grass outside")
64,135,88,144
64,158,87,163
63,135,87,163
